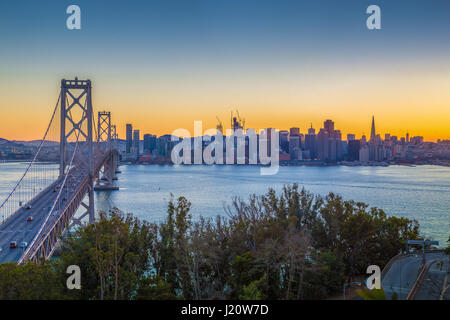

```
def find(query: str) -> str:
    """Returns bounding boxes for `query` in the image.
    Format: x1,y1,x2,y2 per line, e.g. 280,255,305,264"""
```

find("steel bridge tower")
94,111,119,191
111,125,121,175
59,78,95,223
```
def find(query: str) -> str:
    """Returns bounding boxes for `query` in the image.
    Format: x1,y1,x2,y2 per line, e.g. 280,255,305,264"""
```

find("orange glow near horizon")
0,63,449,142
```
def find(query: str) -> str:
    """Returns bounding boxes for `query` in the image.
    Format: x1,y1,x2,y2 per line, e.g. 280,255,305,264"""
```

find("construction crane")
235,110,245,131
216,116,223,134
230,109,245,131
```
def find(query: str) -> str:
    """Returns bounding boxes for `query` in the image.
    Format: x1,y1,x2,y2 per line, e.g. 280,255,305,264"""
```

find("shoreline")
117,161,450,168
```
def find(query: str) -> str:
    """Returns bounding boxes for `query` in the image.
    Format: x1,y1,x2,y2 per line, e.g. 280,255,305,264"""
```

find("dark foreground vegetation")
0,184,425,300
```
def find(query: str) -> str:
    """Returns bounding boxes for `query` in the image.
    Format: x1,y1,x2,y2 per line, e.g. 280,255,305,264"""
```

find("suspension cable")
0,94,61,213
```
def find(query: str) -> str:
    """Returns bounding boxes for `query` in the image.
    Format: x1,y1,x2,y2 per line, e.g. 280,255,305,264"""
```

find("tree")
60,208,157,300
0,261,66,299
134,276,177,300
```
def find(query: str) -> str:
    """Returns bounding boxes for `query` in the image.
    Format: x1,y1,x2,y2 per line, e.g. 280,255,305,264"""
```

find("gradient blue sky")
0,0,449,140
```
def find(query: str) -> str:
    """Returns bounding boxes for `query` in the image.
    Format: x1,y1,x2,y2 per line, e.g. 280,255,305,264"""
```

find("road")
382,252,447,300
414,255,449,300
0,168,88,263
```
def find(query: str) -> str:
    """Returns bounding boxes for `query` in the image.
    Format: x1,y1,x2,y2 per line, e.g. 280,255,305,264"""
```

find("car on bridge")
26,204,32,209
19,242,28,249
10,241,18,249
26,216,33,222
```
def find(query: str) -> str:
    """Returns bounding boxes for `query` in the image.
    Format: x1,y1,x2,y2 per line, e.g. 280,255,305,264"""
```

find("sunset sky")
0,0,449,141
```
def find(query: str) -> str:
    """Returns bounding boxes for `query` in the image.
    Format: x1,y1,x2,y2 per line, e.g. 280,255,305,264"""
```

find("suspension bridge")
0,78,120,264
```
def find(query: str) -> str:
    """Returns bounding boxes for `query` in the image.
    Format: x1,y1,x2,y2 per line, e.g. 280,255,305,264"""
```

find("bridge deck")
0,165,90,263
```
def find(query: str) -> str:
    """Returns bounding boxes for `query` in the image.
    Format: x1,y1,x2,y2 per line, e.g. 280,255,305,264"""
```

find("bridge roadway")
382,251,447,299
0,157,98,263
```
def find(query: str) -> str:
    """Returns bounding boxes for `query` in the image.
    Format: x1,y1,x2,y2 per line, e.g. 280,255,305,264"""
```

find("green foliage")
60,208,157,300
134,276,177,300
0,184,424,300
239,275,267,300
357,288,387,300
0,261,66,299
303,250,345,299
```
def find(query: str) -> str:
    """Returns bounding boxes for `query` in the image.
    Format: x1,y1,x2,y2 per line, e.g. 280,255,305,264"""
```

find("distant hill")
0,139,59,147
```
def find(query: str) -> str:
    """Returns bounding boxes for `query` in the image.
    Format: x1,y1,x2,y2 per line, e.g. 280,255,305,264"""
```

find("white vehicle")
19,242,28,248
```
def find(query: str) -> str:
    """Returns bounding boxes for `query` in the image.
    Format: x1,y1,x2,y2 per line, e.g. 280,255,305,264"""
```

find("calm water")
1,162,449,247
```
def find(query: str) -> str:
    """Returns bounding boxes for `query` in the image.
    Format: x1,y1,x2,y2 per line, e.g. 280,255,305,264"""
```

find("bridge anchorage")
0,77,120,264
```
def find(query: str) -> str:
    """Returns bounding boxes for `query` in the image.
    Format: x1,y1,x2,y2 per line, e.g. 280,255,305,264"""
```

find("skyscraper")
348,140,360,161
289,128,301,160
317,128,329,161
279,130,289,153
143,134,156,155
324,120,334,137
126,124,133,154
133,129,140,159
370,116,376,142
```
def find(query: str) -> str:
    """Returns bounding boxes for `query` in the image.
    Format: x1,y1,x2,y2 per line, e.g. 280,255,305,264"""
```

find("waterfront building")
317,128,329,161
279,130,289,154
126,124,133,154
348,140,360,161
289,133,301,160
359,144,370,163
305,132,316,159
133,129,140,159
324,120,334,136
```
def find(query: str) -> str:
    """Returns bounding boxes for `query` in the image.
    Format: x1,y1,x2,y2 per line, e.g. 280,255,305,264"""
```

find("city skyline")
0,0,449,141
0,115,441,144
121,115,426,142
116,116,449,167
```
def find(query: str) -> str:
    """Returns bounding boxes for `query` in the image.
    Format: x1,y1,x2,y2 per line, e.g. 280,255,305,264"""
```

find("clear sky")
0,0,449,141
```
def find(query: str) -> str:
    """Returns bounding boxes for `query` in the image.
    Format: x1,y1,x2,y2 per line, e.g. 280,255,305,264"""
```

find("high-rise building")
126,124,133,154
359,144,370,163
133,129,140,159
324,120,334,137
307,124,315,135
289,127,300,136
317,128,329,161
361,135,367,144
347,134,356,141
305,132,316,159
143,134,156,155
370,116,376,142
328,138,337,162
348,140,360,161
279,130,289,153
289,130,301,160
334,130,343,160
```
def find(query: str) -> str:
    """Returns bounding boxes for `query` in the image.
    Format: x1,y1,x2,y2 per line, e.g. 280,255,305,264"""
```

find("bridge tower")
111,124,121,175
60,78,95,223
94,111,119,191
